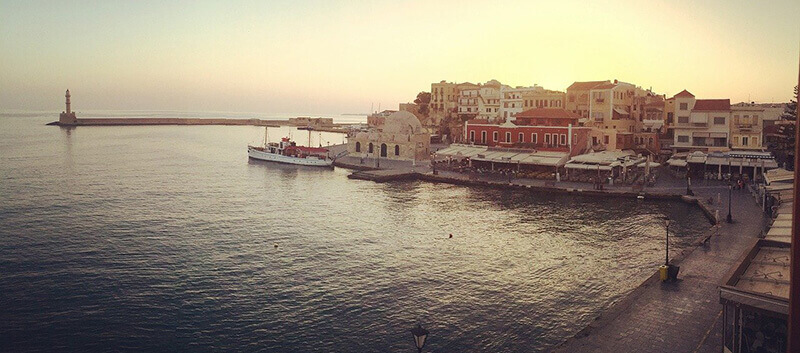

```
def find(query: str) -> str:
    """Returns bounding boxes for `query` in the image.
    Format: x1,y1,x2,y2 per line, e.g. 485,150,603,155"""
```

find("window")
493,131,498,142
714,117,726,125
505,132,511,142
677,135,689,143
560,134,567,145
678,116,689,124
680,103,688,110
753,137,758,146
481,131,487,143
545,134,551,144
568,95,575,102
531,133,537,144
355,142,361,152
394,145,400,156
518,132,524,143
742,137,748,146
667,112,674,124
469,130,475,142
604,135,609,144
368,143,374,153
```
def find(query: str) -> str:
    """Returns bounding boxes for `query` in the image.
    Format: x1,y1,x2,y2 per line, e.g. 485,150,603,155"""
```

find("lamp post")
410,324,429,353
727,158,733,223
664,217,670,266
686,172,693,196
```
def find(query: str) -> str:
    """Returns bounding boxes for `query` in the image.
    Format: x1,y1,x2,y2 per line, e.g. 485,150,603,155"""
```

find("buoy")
274,244,278,248
637,195,644,200
448,234,453,239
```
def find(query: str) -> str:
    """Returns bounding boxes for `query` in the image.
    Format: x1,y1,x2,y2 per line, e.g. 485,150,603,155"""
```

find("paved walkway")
551,181,765,353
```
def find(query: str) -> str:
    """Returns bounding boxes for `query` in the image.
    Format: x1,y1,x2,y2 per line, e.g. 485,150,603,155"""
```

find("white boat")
248,128,333,167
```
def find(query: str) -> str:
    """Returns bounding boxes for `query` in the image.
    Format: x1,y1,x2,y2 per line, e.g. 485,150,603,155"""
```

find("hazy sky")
1,0,798,115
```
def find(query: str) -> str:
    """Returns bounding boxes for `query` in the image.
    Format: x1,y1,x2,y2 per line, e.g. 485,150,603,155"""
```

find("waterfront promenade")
338,160,766,352
551,183,763,353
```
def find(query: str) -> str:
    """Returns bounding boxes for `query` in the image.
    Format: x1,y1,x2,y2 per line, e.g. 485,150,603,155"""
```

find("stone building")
347,111,430,161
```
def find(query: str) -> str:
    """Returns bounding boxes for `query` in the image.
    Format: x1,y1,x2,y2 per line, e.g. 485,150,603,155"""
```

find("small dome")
383,111,422,135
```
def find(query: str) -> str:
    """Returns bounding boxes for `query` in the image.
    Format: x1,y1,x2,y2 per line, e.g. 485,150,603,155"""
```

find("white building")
671,90,731,152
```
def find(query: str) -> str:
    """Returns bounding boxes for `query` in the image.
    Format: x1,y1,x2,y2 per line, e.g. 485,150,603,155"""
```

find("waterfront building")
520,87,565,110
464,108,594,156
457,83,481,118
565,80,610,119
347,111,430,161
730,105,765,151
59,89,77,125
685,150,777,180
430,80,460,115
586,80,639,151
670,90,732,153
477,80,503,122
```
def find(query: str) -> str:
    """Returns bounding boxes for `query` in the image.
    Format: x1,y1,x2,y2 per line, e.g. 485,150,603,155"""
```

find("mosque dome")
382,111,422,135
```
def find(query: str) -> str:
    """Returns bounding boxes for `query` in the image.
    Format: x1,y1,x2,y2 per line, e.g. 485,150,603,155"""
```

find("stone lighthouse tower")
59,89,77,125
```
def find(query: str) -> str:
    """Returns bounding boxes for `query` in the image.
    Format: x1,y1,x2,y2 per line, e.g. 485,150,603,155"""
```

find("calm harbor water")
0,112,711,352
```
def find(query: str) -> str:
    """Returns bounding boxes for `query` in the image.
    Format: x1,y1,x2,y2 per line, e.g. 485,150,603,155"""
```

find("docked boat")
248,136,333,167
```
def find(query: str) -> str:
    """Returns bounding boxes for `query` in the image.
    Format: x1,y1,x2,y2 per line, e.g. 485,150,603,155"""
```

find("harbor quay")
337,157,780,352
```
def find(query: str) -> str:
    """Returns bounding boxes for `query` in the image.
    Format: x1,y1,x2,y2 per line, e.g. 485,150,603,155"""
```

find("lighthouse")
65,89,71,114
59,89,77,125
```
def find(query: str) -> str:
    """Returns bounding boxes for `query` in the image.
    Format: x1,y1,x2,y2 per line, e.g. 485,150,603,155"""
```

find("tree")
414,91,431,116
783,85,798,121
769,86,798,169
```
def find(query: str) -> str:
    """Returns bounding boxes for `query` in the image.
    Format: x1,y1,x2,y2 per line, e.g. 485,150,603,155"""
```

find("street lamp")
727,158,733,223
664,217,671,266
686,172,693,196
410,324,429,353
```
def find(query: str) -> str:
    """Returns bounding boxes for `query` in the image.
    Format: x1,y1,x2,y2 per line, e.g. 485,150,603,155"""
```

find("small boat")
248,128,333,167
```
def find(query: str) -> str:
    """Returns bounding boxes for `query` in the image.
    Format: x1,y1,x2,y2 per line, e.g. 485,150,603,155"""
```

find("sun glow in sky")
1,0,798,115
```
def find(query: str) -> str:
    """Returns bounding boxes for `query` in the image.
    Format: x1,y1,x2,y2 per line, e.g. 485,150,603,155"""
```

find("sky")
1,0,798,115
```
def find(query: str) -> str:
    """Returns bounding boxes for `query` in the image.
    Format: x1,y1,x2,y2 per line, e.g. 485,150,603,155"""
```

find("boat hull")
248,147,333,167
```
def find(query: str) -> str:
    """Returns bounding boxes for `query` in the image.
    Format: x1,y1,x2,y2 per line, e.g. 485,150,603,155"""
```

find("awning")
434,144,488,159
667,159,687,167
613,108,629,116
635,162,661,168
565,163,613,171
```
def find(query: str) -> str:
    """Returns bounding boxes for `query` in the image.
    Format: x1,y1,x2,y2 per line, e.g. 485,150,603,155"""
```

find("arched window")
380,143,387,157
355,141,361,152
368,143,373,153
394,145,400,156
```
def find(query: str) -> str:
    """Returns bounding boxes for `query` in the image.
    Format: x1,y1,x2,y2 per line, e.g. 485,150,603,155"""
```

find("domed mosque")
348,111,430,161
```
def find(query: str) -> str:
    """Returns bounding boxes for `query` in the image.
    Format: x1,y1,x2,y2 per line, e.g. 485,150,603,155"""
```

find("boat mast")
308,129,311,147
264,126,268,148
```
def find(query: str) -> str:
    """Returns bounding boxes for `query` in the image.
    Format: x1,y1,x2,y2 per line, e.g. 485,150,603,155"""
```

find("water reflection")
0,113,712,353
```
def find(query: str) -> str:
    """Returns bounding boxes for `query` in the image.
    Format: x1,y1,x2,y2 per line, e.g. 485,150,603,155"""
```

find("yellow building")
730,105,764,150
566,80,610,119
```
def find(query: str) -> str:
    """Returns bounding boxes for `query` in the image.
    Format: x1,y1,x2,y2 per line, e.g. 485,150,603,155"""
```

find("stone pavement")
551,180,766,353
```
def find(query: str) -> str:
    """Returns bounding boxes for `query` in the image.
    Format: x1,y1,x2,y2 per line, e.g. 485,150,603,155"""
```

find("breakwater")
47,117,283,126
46,118,351,133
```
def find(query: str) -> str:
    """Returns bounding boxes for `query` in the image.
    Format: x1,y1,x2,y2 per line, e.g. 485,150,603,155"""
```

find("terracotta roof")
567,81,610,91
593,83,617,90
514,108,580,119
673,89,695,98
693,99,730,111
